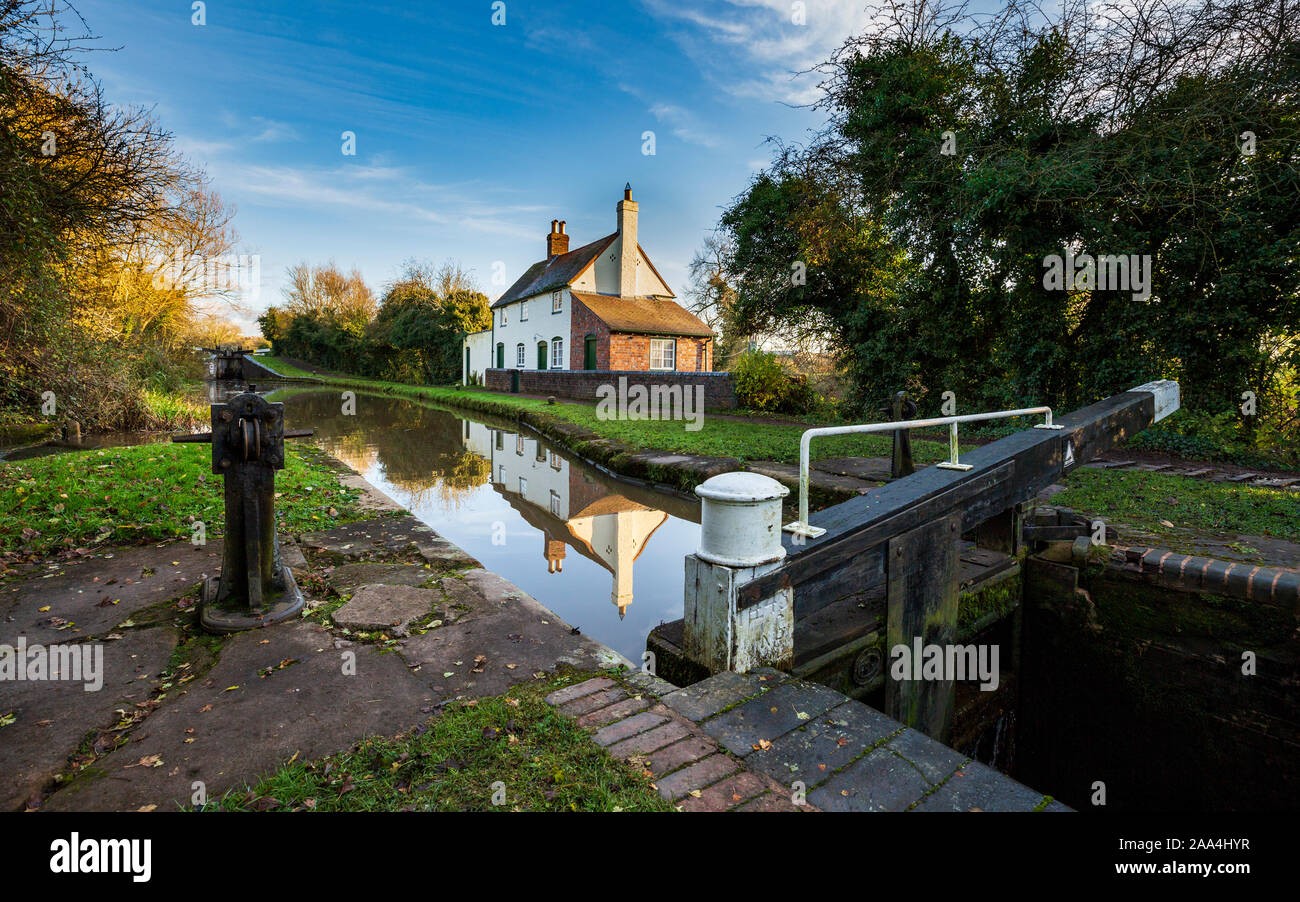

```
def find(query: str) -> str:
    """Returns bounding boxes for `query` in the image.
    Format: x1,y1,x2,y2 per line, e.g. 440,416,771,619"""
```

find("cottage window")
519,476,527,495
521,300,529,321
516,343,526,367
550,490,561,516
552,291,563,313
501,307,507,326
649,338,676,371
551,337,564,369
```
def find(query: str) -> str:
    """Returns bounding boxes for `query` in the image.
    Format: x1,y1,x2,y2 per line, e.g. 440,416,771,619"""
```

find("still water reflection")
267,386,700,662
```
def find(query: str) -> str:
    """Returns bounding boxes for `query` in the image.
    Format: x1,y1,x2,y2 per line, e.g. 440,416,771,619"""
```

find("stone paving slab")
666,670,1060,813
808,746,933,811
0,626,178,811
43,619,435,812
323,562,433,594
702,680,846,757
659,669,785,722
331,584,439,637
300,516,478,567
746,700,900,789
398,569,629,703
912,760,1048,812
1,541,222,645
886,727,965,785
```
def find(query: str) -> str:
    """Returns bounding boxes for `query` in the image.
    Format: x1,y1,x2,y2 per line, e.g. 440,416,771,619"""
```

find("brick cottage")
463,186,731,405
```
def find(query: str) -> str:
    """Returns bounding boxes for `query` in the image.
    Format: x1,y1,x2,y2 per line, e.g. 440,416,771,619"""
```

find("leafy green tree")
718,0,1300,434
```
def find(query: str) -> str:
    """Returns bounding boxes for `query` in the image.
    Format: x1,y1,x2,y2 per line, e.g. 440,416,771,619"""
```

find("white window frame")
520,300,529,321
552,290,563,313
501,306,507,326
649,338,676,371
516,343,526,367
519,476,527,495
551,338,563,369
549,490,561,516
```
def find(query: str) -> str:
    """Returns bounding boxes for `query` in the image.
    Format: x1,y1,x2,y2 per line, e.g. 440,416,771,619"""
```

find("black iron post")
173,392,312,633
880,390,917,479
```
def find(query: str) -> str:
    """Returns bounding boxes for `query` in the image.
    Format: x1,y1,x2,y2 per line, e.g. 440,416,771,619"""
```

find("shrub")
731,350,819,415
1126,407,1298,469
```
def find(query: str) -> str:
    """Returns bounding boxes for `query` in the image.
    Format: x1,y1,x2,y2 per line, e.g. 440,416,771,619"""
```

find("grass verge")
251,355,321,380
203,673,675,812
0,442,367,558
1052,469,1300,543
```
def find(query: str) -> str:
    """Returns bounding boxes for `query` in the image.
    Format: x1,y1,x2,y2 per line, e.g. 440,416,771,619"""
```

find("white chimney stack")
617,183,638,297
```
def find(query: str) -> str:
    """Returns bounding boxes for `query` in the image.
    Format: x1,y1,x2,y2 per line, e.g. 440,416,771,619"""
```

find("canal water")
264,385,701,663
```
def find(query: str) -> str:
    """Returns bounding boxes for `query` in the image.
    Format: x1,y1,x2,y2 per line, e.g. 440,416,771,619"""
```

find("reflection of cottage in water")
462,421,667,618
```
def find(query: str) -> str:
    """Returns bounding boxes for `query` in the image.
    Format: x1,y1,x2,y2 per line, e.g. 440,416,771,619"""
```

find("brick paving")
547,673,811,812
547,669,1064,812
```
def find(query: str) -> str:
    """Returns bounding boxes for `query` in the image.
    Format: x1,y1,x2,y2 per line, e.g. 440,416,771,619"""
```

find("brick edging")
546,674,813,812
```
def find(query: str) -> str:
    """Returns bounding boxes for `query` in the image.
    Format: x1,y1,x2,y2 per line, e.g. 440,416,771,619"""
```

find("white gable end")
579,234,670,297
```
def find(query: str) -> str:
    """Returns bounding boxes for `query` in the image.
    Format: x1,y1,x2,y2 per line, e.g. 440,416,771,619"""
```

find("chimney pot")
547,218,570,258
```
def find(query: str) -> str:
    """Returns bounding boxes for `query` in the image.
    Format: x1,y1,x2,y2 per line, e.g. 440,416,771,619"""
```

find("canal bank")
0,437,659,811
3,434,1037,813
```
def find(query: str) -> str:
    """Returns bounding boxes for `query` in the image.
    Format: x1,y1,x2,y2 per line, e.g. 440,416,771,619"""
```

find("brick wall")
609,334,711,372
483,368,736,410
570,299,611,371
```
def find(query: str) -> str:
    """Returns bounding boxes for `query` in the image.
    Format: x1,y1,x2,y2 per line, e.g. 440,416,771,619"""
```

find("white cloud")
649,102,723,147
221,163,542,240
643,0,875,104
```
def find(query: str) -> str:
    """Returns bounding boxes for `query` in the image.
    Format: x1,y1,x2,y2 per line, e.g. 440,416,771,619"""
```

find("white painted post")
683,473,795,674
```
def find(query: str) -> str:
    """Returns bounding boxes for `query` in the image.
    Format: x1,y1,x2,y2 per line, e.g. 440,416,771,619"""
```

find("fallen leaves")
124,754,164,769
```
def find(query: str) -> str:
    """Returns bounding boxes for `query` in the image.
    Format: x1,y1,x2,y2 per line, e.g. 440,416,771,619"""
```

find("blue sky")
81,0,883,331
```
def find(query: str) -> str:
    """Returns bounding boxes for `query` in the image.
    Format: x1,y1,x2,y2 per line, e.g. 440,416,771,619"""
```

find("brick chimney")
616,183,637,296
547,219,569,258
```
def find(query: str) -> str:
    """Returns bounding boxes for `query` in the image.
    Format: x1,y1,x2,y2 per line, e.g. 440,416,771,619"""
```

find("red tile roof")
571,291,713,338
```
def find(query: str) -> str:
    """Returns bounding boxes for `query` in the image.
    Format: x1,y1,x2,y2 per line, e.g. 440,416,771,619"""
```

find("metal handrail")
783,406,1062,539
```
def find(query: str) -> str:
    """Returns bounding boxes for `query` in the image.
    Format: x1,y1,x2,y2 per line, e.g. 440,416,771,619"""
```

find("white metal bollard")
695,472,789,567
684,472,794,674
